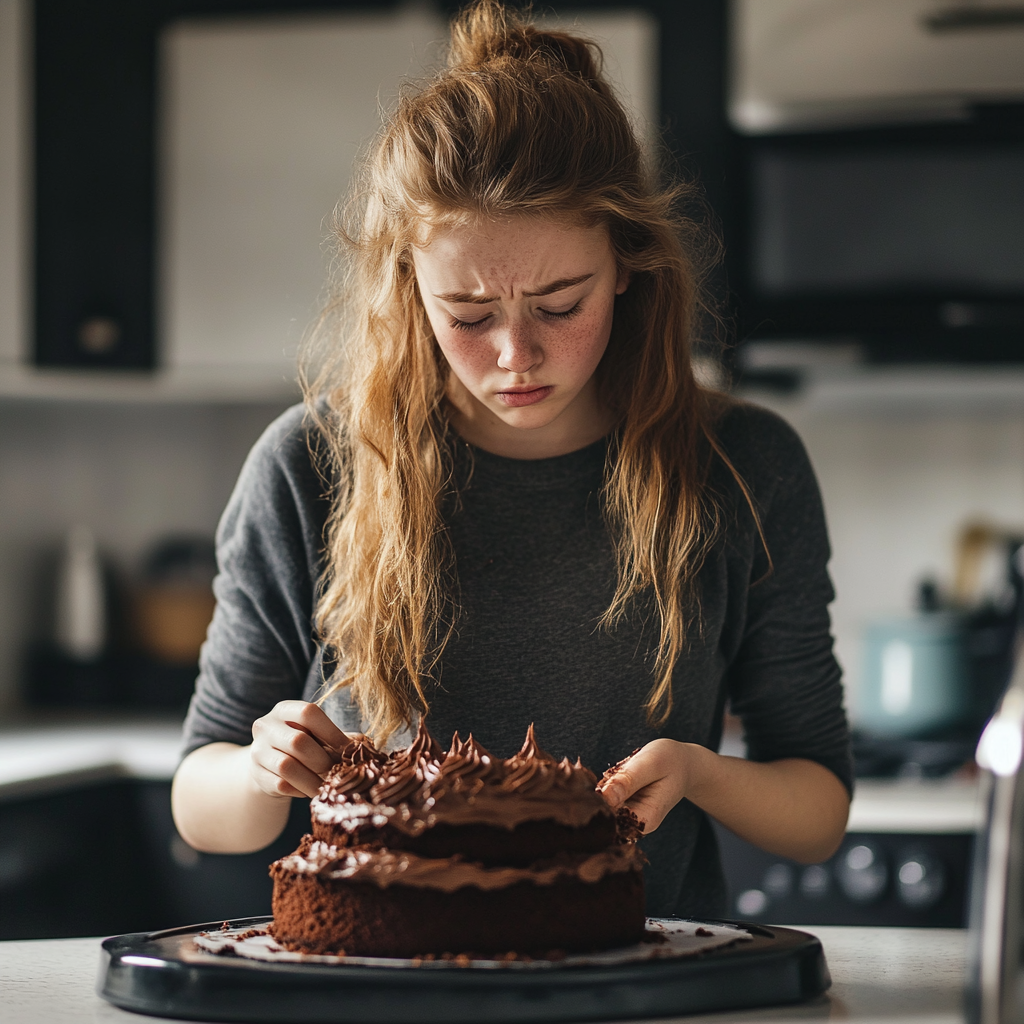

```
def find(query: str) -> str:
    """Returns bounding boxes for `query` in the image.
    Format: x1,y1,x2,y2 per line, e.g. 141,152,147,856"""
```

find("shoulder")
219,403,331,547
244,402,321,472
713,398,808,470
234,403,329,498
705,397,824,542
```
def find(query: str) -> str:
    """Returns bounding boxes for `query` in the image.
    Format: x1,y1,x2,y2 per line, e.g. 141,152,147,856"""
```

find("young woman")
172,0,851,920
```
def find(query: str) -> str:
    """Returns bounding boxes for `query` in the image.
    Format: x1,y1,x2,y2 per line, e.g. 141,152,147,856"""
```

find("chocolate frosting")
311,721,614,834
318,737,388,801
274,838,643,892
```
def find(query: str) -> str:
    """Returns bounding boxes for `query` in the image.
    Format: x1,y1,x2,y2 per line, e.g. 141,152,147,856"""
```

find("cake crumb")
642,930,669,945
695,927,713,937
219,921,231,932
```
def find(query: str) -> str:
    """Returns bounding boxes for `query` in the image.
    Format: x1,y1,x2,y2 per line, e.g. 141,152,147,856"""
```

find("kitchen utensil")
966,653,1024,1024
55,525,105,661
98,917,829,1023
133,536,216,665
860,613,969,738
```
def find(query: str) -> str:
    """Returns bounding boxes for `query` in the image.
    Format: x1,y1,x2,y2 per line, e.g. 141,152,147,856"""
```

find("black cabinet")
0,780,309,939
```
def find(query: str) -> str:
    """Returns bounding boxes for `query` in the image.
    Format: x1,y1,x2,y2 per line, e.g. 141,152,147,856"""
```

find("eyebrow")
433,273,594,304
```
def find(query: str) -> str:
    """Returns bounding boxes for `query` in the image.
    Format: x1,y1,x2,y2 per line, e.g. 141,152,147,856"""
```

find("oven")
715,777,982,927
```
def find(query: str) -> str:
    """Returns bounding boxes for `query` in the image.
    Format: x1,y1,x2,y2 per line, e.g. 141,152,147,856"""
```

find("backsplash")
0,401,291,713
748,392,1024,721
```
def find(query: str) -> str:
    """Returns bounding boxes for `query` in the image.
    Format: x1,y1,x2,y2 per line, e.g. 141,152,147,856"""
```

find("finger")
278,701,351,750
274,728,339,778
252,716,334,777
600,757,664,809
622,786,671,834
255,748,326,799
250,762,310,800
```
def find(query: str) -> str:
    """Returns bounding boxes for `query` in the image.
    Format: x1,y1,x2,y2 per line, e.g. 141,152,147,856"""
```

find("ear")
615,267,631,295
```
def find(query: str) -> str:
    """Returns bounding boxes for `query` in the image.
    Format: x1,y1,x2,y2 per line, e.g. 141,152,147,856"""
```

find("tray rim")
103,916,800,978
98,916,831,1022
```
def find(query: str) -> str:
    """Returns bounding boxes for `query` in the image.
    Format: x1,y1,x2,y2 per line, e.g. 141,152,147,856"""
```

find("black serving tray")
98,917,830,1023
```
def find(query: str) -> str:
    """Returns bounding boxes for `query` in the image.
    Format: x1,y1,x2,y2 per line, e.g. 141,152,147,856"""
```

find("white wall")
752,395,1024,721
160,7,657,375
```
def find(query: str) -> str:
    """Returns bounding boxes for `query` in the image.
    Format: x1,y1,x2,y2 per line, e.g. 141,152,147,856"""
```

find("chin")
496,408,561,431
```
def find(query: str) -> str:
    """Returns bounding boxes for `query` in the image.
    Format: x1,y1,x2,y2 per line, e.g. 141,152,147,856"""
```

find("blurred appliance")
967,654,1024,1024
728,1,1024,364
716,777,981,927
124,536,217,711
860,612,970,739
24,526,118,706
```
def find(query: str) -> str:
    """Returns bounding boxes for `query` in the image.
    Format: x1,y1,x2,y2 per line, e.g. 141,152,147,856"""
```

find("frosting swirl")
312,720,613,833
369,719,442,805
434,733,505,790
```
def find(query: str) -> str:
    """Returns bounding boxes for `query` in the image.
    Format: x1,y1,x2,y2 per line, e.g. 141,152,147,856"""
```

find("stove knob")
836,841,888,904
799,864,831,899
763,863,794,899
895,849,945,910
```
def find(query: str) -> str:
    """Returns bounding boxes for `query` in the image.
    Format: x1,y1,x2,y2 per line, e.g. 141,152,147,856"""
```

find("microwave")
731,107,1024,364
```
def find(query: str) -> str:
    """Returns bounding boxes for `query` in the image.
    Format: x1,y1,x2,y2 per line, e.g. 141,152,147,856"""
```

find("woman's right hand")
249,700,351,799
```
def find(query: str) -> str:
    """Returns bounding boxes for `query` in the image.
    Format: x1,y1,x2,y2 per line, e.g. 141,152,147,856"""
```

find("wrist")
677,742,720,808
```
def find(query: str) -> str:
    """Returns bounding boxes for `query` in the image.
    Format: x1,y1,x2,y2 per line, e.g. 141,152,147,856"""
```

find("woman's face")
412,215,629,459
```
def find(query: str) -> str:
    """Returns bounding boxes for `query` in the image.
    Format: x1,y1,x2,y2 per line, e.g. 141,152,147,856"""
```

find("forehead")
411,215,613,282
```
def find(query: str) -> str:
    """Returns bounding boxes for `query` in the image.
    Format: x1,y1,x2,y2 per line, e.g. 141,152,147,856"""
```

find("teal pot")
860,614,970,739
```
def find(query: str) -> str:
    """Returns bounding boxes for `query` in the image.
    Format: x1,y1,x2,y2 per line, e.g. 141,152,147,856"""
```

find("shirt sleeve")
723,405,854,796
181,404,331,756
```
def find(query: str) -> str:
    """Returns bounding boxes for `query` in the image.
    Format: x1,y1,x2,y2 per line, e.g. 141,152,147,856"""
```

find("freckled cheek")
434,330,493,378
550,310,614,371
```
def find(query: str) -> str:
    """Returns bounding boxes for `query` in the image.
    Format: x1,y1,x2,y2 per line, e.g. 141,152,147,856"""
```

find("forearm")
171,742,293,854
685,748,850,864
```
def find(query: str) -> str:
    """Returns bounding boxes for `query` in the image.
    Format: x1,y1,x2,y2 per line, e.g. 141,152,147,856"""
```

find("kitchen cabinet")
0,719,309,939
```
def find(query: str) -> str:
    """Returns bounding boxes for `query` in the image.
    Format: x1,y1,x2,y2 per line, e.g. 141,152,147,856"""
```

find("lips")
496,386,554,408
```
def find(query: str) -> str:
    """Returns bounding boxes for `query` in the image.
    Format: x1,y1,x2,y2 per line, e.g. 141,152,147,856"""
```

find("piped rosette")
310,722,619,866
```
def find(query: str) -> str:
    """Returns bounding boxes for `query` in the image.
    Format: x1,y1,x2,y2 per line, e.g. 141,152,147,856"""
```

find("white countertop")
847,778,984,833
0,926,967,1024
0,717,184,800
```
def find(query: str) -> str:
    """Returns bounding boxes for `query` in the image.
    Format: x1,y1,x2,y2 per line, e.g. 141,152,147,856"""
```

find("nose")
495,318,541,375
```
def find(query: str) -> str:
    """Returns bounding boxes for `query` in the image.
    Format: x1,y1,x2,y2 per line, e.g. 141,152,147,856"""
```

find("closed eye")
540,302,583,321
447,300,583,332
448,315,493,332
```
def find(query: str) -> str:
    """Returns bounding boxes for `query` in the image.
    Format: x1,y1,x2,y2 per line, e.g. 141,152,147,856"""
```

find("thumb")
598,756,642,809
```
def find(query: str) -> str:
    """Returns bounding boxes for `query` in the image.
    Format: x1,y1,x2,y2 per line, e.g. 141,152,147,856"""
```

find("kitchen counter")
0,716,184,800
0,926,966,1024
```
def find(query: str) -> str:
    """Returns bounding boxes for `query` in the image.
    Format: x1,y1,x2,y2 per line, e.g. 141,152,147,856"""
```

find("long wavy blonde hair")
304,0,753,744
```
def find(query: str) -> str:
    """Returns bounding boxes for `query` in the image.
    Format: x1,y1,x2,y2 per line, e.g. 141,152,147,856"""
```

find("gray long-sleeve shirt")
183,400,852,919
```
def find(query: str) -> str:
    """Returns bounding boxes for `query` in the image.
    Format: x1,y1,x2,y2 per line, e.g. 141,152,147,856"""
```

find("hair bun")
448,0,604,86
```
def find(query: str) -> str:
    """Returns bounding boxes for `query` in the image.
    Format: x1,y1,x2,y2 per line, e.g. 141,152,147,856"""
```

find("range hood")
730,0,1024,134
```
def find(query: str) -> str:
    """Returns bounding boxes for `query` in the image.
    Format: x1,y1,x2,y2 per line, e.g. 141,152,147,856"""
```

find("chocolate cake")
269,722,646,958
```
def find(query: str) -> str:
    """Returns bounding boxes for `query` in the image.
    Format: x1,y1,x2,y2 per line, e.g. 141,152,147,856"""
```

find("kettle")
966,650,1024,1024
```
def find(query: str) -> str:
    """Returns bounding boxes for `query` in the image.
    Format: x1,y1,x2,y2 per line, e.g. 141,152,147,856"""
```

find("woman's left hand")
597,738,705,834
597,741,850,863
